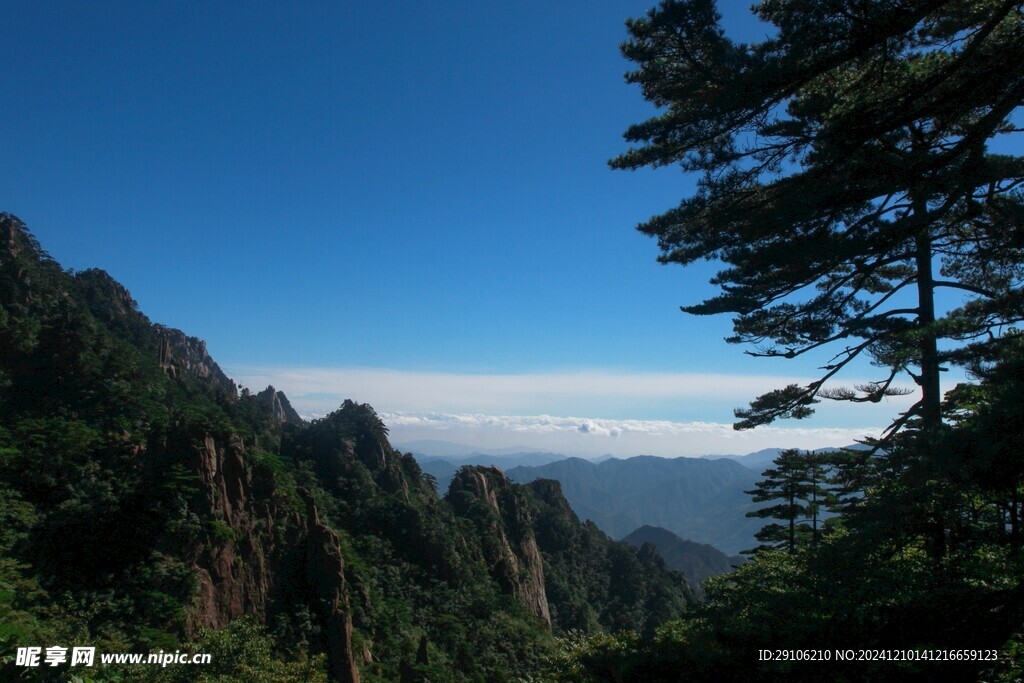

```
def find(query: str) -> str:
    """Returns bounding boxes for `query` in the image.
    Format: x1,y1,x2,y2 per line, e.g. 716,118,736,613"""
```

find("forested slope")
0,214,693,682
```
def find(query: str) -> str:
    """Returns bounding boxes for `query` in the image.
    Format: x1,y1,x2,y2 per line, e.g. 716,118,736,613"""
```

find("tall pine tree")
745,449,827,554
613,0,1024,436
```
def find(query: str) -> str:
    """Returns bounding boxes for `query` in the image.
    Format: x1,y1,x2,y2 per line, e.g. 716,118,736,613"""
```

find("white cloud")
223,364,915,455
379,411,881,457
226,364,914,414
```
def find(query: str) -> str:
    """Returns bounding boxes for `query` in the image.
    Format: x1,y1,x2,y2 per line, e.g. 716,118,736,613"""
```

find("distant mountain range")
505,456,765,555
621,525,745,597
702,444,869,471
413,451,569,493
407,443,863,555
700,448,785,471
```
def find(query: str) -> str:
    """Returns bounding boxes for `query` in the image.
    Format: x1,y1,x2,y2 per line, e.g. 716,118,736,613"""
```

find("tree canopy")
744,449,828,554
542,4,1024,679
613,0,1024,434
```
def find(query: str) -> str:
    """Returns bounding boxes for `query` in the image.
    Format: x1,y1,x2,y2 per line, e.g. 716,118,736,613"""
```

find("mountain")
0,214,694,682
506,455,765,555
449,468,693,637
703,445,871,471
413,451,571,493
621,526,744,598
701,447,784,471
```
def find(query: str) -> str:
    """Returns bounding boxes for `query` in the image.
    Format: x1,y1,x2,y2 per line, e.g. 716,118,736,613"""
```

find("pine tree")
745,449,824,554
613,1,1024,436
804,451,829,545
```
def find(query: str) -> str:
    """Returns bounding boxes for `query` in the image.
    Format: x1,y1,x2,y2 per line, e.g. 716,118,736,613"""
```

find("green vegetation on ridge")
0,213,693,682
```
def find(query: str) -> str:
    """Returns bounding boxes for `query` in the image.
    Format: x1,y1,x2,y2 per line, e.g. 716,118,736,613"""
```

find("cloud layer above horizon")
379,411,881,457
225,364,909,456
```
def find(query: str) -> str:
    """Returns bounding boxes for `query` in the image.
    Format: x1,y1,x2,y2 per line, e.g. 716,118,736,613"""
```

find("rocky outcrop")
74,268,142,322
304,497,360,683
256,385,303,425
157,325,237,396
186,434,358,682
448,467,551,627
187,435,275,629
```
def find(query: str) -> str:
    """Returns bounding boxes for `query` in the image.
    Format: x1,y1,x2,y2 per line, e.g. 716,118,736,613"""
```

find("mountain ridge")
0,213,695,682
621,525,744,598
506,455,765,554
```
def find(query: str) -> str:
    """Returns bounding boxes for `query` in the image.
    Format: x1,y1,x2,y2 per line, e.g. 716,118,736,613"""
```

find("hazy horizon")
227,363,897,457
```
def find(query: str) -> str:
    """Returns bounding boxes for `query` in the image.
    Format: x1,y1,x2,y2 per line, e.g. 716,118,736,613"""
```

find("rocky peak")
156,325,237,396
525,478,575,514
187,434,359,683
303,494,360,683
74,268,144,322
256,385,303,425
448,466,551,627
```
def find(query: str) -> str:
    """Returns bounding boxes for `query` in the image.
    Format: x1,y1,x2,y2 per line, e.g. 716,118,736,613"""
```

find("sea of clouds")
226,365,908,456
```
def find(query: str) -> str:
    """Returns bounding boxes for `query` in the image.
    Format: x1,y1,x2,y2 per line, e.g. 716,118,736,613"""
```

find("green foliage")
112,617,330,683
0,214,695,681
613,1,1024,433
745,449,829,554
206,520,238,543
555,3,1024,678
541,630,644,682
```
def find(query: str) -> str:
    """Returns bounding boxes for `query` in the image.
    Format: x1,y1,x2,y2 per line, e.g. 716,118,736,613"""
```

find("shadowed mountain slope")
507,455,764,555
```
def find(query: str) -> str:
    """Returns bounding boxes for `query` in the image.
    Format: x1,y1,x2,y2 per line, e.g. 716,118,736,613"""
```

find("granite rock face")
256,385,303,424
448,466,552,627
157,325,237,396
186,434,359,682
304,497,360,683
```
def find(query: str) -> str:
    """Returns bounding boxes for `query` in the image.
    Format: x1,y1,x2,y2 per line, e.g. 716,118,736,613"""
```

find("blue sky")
2,2,910,455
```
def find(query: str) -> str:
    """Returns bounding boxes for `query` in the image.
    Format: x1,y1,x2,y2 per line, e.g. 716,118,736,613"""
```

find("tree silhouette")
744,449,826,554
613,0,1024,436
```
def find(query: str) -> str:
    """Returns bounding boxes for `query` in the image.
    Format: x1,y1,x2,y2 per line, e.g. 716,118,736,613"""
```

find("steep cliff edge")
188,434,275,631
72,265,239,398
303,496,360,683
446,468,695,637
526,477,696,636
183,433,360,682
157,325,238,396
166,430,363,682
448,466,552,627
256,385,303,424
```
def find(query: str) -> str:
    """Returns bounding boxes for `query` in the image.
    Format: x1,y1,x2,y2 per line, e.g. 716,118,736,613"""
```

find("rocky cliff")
256,385,303,424
157,325,237,396
185,432,359,682
448,466,552,627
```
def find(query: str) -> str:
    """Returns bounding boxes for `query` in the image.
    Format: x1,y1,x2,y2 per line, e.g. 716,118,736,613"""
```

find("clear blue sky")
0,1,905,455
